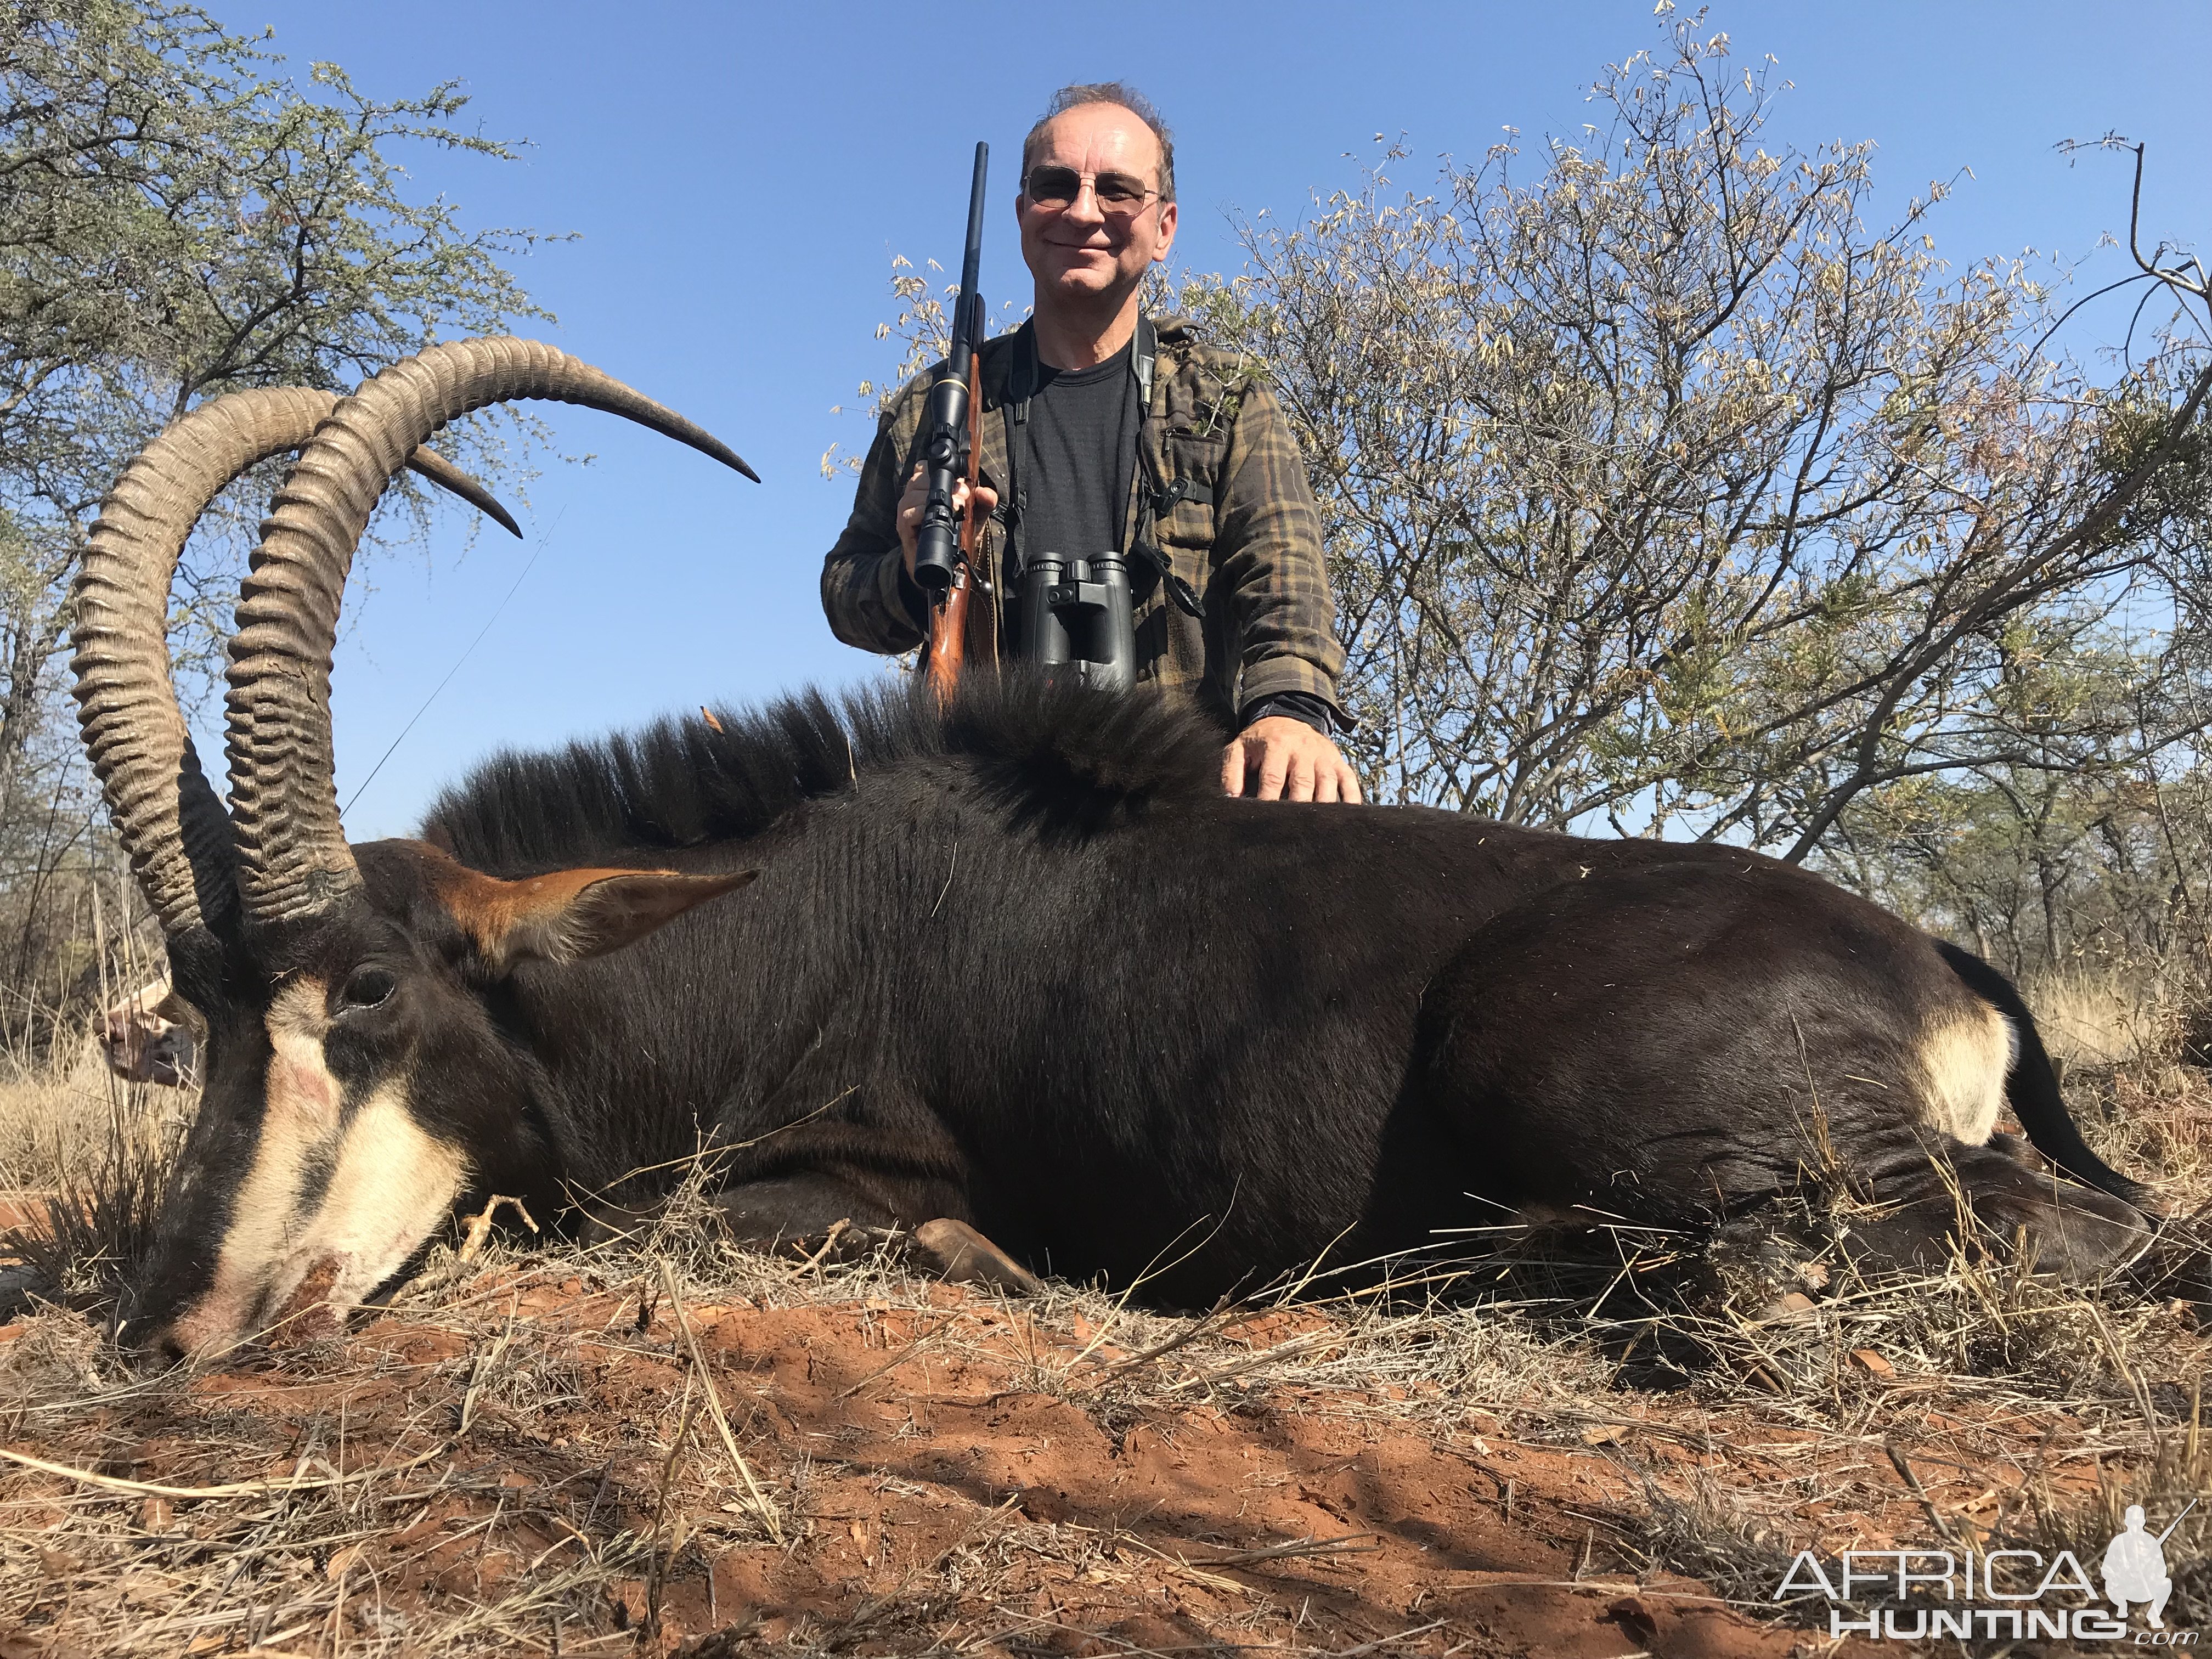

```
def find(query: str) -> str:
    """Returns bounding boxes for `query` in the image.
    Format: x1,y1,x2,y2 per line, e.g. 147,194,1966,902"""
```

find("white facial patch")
1916,1002,2015,1145
167,976,466,1358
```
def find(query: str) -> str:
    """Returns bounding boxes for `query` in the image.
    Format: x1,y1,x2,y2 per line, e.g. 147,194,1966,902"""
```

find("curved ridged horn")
403,447,526,539
71,387,522,940
224,337,756,927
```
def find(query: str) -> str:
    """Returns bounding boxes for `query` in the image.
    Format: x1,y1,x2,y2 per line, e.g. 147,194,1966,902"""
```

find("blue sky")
195,1,2211,838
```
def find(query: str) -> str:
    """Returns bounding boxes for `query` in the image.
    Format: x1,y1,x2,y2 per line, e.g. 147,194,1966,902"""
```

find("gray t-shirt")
1014,340,1138,568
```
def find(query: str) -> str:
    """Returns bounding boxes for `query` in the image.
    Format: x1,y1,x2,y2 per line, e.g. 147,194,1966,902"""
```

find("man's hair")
1021,82,1175,205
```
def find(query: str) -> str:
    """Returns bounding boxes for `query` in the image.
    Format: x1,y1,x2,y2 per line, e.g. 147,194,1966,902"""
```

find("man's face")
1017,103,1178,307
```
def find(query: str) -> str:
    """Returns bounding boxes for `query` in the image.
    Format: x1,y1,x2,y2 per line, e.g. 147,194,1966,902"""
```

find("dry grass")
2025,967,2172,1073
0,974,2208,1654
0,1042,193,1326
0,1040,131,1191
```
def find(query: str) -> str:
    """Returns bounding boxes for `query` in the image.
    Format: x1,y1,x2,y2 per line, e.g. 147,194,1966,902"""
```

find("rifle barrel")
951,142,988,372
2155,1496,2199,1544
910,140,990,593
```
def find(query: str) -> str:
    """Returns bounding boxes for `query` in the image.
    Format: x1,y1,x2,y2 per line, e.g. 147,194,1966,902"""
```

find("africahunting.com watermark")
1777,1500,2197,1643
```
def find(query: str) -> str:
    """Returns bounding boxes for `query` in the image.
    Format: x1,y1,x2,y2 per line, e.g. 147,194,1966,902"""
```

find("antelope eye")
337,966,398,1012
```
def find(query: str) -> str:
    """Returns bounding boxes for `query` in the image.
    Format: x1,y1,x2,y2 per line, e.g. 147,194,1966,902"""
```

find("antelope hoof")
912,1218,1041,1294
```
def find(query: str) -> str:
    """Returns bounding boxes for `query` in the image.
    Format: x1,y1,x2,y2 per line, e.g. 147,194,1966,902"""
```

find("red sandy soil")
15,1250,2158,1656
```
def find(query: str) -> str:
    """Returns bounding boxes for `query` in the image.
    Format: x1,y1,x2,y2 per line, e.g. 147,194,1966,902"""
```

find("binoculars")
1012,549,1138,692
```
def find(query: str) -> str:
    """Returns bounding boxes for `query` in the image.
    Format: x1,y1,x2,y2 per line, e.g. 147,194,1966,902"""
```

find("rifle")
911,142,989,699
2155,1498,2199,1544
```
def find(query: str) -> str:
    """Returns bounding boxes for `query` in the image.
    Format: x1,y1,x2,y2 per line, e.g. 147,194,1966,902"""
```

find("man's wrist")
1238,691,1334,737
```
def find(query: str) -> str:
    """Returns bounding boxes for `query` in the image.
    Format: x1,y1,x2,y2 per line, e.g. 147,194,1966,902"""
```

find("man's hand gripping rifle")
910,142,989,699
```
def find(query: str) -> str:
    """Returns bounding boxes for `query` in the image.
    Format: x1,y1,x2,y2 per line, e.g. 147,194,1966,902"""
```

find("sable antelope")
72,339,2152,1363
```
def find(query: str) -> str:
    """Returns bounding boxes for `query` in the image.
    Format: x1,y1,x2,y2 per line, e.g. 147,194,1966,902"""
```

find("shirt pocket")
1155,431,1226,550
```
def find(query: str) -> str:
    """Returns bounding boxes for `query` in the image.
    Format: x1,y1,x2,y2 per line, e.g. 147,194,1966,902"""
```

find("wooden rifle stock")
921,352,983,701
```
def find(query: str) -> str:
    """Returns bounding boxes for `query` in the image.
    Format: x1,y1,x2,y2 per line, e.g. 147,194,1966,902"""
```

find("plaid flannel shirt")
821,314,1345,727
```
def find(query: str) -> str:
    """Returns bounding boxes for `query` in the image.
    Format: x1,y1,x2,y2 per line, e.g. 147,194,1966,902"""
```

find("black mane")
420,673,1229,875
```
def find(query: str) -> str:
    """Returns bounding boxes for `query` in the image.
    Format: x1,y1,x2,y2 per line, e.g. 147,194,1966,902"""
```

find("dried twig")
456,1193,539,1263
642,1374,699,1645
658,1256,782,1543
458,1300,518,1433
1171,1531,1381,1569
1071,1295,1243,1388
0,1441,445,1500
845,1493,1024,1627
835,1321,947,1401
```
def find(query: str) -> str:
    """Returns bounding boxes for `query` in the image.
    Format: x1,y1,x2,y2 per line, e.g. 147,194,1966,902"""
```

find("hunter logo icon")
1779,1496,2199,1641
2106,1501,2194,1629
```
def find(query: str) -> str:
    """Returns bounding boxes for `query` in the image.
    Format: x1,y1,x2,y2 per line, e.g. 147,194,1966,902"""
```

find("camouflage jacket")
821,315,1345,726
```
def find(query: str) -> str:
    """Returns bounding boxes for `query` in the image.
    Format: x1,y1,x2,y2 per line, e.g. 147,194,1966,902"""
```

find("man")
822,83,1359,803
2102,1505,2175,1628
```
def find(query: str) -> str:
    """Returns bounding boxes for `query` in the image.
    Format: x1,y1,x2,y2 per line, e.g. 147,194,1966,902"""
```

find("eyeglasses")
1023,165,1162,217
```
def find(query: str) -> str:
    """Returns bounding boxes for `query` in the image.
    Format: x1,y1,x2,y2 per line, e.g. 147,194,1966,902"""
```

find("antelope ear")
445,867,758,971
